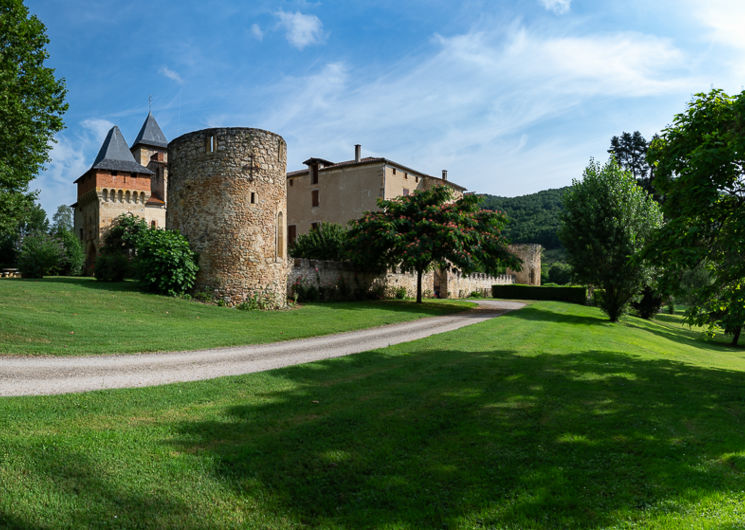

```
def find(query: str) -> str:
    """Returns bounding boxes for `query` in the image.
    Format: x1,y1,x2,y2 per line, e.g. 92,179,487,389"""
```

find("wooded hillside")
479,187,568,250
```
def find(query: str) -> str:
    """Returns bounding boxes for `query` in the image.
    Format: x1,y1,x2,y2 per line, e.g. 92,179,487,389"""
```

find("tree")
348,186,520,303
0,1,67,240
559,158,663,322
50,204,73,234
0,199,47,267
647,88,745,345
289,222,349,261
608,131,654,195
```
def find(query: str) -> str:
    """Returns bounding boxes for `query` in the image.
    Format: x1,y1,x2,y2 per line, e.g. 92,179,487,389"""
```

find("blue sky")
30,0,745,215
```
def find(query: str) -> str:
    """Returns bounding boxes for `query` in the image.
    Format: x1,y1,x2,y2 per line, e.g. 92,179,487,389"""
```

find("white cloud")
539,0,571,15
80,118,115,143
275,10,324,49
250,23,263,41
159,65,183,84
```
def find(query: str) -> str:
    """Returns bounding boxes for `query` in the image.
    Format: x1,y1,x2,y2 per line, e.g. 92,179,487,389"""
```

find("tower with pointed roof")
73,114,169,272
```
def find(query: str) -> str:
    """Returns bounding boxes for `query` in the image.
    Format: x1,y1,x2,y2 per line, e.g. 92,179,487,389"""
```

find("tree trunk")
732,327,741,346
416,269,423,303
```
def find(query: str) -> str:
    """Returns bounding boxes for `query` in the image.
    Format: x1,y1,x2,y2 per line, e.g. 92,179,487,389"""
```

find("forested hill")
479,187,569,250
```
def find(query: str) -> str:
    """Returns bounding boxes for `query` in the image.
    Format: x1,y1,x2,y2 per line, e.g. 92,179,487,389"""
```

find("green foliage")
50,204,73,234
560,158,663,322
56,228,83,276
135,228,198,296
491,284,587,304
547,262,573,285
17,230,65,278
648,89,745,344
348,186,520,303
608,131,655,195
100,213,148,257
631,285,664,320
94,252,129,282
393,286,408,299
0,1,67,238
480,187,567,250
0,199,48,267
289,222,349,261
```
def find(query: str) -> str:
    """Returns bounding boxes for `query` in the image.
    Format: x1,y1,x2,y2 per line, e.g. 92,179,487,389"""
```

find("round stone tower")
167,128,288,307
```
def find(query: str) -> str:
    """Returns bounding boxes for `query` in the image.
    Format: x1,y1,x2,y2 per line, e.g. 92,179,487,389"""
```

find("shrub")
101,213,147,256
290,277,320,303
135,229,198,296
547,262,573,285
17,231,65,278
631,285,664,319
393,286,408,299
94,252,129,282
290,223,349,261
491,284,587,304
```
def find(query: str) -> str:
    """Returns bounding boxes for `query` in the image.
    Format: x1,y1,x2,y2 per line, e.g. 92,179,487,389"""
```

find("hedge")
491,284,587,304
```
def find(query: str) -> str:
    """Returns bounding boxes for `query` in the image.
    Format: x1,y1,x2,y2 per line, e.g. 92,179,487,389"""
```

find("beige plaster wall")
287,163,384,237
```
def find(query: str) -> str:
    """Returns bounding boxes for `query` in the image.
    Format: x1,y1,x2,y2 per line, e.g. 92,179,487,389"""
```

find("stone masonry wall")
168,128,288,307
507,243,542,286
289,259,513,300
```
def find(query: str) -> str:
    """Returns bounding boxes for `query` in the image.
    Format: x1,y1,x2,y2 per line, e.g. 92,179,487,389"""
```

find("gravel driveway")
0,300,525,397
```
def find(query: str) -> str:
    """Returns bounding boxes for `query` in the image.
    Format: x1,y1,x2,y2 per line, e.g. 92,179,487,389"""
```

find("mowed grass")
3,301,745,527
0,277,471,355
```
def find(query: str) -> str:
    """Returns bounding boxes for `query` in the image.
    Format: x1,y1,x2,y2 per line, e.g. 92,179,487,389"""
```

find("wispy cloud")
275,10,324,49
250,23,263,41
249,21,692,195
539,0,571,15
159,65,183,84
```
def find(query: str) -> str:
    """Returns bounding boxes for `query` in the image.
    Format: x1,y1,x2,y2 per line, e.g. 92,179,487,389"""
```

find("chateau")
73,118,539,304
73,113,168,272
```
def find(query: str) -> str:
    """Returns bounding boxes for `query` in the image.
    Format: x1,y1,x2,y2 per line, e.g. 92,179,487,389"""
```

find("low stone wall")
443,270,513,298
289,259,512,300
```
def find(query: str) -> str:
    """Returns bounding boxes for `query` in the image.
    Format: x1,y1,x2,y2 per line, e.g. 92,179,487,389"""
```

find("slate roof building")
73,114,169,272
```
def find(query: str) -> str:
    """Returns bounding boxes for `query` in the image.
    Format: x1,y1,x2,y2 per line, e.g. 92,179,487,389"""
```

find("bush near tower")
348,186,520,303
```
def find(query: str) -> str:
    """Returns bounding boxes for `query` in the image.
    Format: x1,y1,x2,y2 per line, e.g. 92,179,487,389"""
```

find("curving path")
0,300,525,397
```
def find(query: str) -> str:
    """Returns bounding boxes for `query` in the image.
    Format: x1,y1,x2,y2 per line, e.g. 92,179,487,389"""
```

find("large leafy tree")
559,158,663,322
348,186,520,303
648,89,745,345
608,131,654,195
0,1,67,239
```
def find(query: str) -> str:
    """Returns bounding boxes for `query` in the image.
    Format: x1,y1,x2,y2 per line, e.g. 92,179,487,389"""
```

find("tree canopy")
0,1,67,238
348,186,520,303
479,187,568,250
560,158,663,321
648,88,745,344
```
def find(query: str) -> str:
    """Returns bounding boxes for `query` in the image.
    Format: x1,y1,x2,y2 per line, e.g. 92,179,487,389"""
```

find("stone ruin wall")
507,243,542,286
289,259,513,300
167,128,288,307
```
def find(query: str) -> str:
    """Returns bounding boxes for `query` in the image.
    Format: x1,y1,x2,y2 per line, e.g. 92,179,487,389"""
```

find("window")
288,225,297,247
311,222,320,231
311,165,318,184
207,134,216,153
276,211,284,260
151,220,156,229
250,192,256,204
403,188,410,196
312,189,319,207
415,176,419,183
392,167,397,175
289,178,293,186
404,172,408,179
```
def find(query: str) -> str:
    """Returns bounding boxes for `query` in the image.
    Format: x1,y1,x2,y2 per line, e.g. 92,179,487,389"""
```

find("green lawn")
0,277,470,355
2,300,745,527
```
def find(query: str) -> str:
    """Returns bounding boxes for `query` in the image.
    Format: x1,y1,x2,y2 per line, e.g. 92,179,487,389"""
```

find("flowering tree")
347,186,520,303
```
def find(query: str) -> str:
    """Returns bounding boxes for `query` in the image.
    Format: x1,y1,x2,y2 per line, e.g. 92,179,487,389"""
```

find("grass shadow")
168,344,745,527
16,276,141,292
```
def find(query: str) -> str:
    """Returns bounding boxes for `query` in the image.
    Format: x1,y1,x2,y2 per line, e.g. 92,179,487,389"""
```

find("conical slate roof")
132,112,168,149
91,126,153,174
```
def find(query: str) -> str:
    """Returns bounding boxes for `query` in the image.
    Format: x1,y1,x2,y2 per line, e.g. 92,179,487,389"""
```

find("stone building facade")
167,128,288,308
73,113,168,272
286,145,465,243
507,244,542,285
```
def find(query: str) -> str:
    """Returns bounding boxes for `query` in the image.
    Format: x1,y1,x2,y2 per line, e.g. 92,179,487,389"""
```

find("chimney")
442,169,448,181
354,144,361,163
